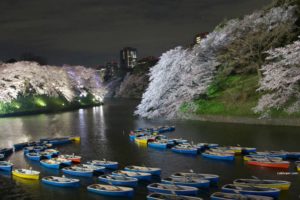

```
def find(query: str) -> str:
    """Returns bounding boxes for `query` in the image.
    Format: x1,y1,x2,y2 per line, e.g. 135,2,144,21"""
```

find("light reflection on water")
0,99,299,200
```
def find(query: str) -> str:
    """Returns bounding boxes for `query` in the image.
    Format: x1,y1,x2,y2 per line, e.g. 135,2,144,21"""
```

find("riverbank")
181,113,300,127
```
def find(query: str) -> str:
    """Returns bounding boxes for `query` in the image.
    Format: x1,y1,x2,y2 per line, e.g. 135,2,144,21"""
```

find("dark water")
0,99,299,200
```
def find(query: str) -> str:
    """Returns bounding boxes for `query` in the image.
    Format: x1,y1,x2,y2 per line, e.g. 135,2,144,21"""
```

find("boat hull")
247,161,290,169
202,153,234,161
42,178,80,187
62,169,93,177
0,165,13,171
172,148,198,155
148,142,168,149
40,161,60,169
12,171,39,180
87,186,134,197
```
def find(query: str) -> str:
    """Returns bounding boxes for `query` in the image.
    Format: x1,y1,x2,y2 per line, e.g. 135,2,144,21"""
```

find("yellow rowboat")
12,169,40,180
134,136,154,145
234,179,291,190
69,136,81,142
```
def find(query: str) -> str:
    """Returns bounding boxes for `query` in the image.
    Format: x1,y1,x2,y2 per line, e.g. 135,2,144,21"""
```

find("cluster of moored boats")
0,127,298,200
130,126,300,172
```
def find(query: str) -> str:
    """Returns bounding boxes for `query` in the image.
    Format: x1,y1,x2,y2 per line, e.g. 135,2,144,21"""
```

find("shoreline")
181,113,300,127
0,103,103,118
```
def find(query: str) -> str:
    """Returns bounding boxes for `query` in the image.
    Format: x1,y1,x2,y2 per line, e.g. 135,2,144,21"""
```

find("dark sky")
0,0,271,66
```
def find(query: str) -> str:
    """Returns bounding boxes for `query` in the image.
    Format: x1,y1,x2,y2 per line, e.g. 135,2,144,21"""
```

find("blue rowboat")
0,161,13,171
43,149,60,157
25,152,41,161
242,147,257,154
0,148,13,157
23,146,35,154
148,141,168,149
40,159,61,169
195,143,219,151
80,164,106,173
112,170,151,181
169,139,188,145
147,183,198,196
172,144,198,155
51,157,72,166
171,172,219,184
162,177,210,188
124,165,161,176
32,146,45,153
88,160,118,169
286,152,300,159
253,151,288,159
99,174,138,187
14,142,28,151
202,150,234,161
49,138,72,146
222,184,280,198
62,166,93,177
147,193,203,200
87,184,134,197
210,192,274,200
42,176,80,187
39,152,53,159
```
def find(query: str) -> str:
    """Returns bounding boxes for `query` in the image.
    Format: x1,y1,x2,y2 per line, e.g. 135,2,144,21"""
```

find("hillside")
136,0,300,120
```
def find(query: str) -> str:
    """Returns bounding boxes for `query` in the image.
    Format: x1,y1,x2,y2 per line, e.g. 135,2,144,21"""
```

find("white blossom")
0,61,106,103
254,38,300,114
135,6,297,119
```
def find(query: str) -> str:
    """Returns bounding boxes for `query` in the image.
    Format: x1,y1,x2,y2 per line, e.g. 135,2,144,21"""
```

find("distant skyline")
0,0,271,66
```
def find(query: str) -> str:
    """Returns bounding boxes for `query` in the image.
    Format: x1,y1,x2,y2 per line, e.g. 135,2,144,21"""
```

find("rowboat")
112,170,152,181
98,174,138,187
88,159,118,169
43,149,60,156
172,144,198,155
12,169,40,180
153,126,175,133
23,146,35,154
87,184,134,197
135,135,155,145
42,176,80,187
243,155,282,161
62,166,93,177
40,159,61,169
80,164,106,172
253,151,288,159
124,165,161,176
233,179,291,190
32,146,45,152
147,183,198,196
39,151,54,159
25,152,41,161
246,158,290,169
286,152,300,159
0,148,13,157
69,136,81,142
168,139,188,145
148,140,168,149
147,193,203,200
210,192,274,200
195,143,219,150
242,147,257,154
161,177,210,188
14,142,29,151
222,184,280,198
51,157,72,166
49,138,72,146
0,161,13,171
59,154,81,163
202,150,234,161
171,172,219,184
228,146,243,154
210,147,235,155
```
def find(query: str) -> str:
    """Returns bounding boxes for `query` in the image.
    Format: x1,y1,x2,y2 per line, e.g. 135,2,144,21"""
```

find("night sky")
0,0,271,66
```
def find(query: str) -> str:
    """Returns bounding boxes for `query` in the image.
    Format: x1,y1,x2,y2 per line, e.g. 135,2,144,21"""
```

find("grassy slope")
181,0,300,119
